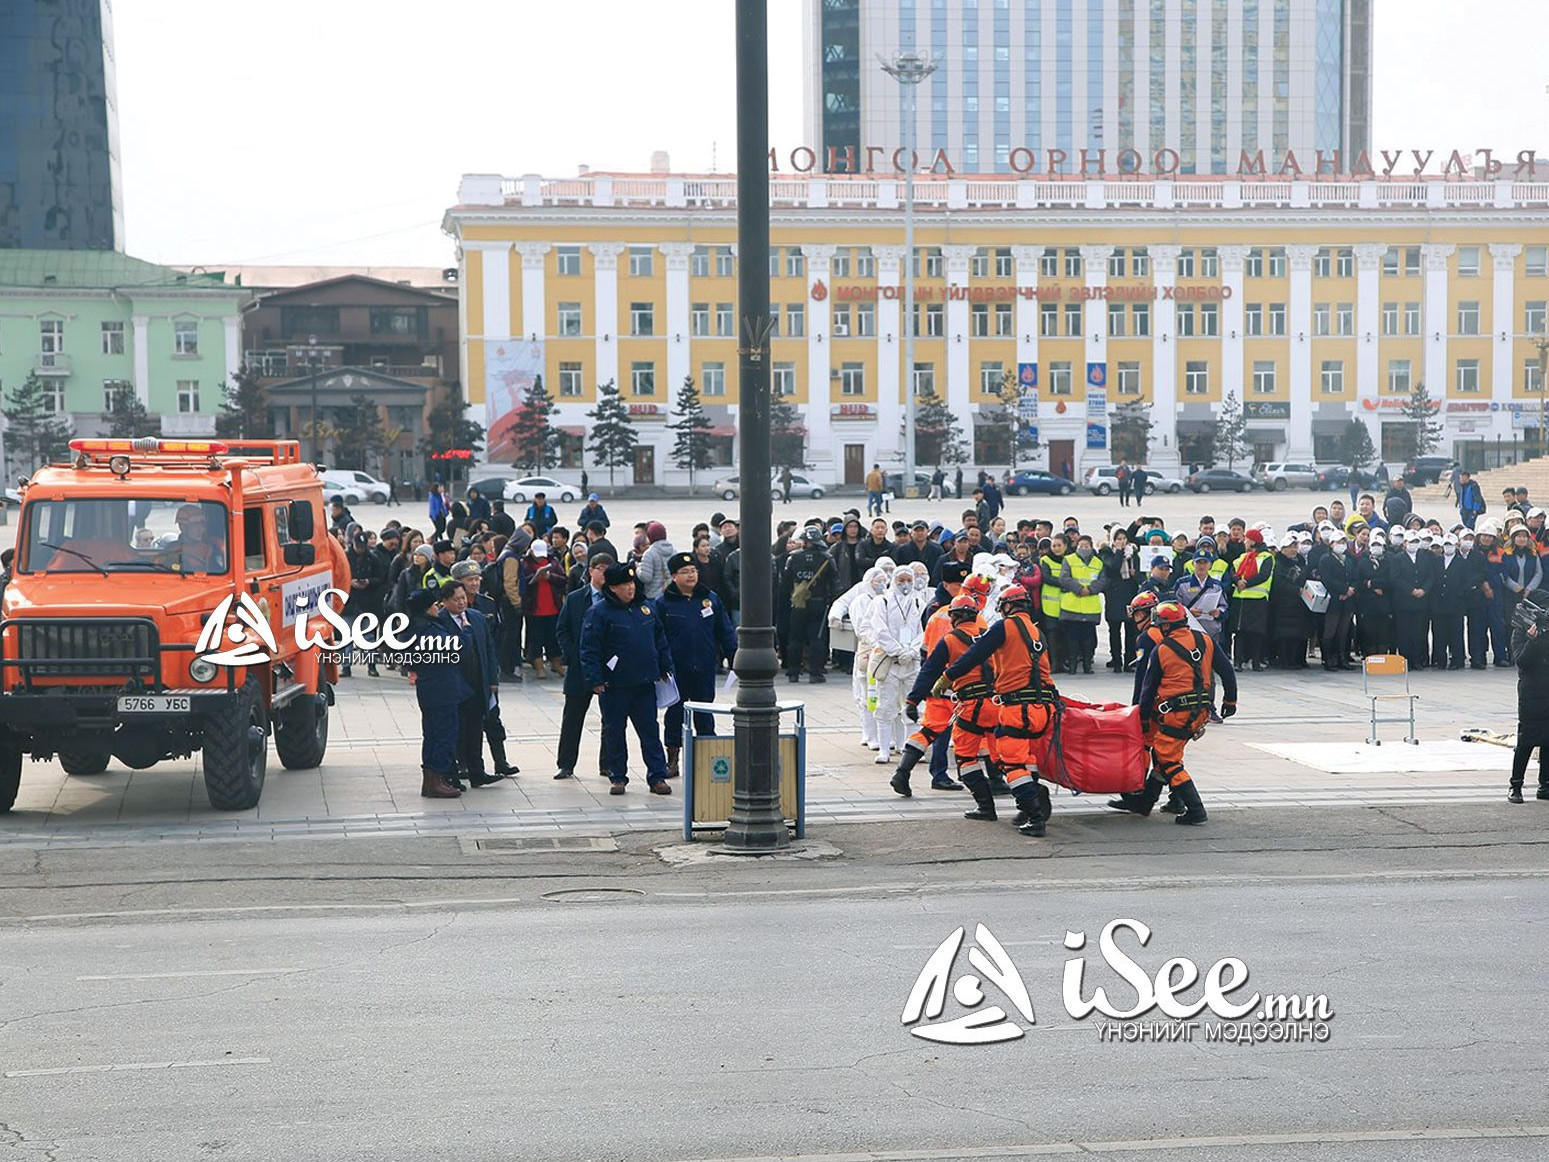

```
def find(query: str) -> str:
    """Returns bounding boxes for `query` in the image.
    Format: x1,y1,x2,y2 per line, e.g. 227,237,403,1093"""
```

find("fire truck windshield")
19,498,230,575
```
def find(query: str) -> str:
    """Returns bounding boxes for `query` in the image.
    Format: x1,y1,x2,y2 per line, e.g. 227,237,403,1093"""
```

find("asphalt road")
2,806,1547,1162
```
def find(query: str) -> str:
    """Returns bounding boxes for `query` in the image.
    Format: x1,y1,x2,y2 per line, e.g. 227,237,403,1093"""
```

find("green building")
0,251,251,460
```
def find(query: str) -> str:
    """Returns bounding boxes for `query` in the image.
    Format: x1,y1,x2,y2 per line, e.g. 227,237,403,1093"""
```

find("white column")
131,313,150,407
480,243,511,342
803,244,837,478
874,246,906,465
1151,244,1180,469
222,315,241,395
943,245,975,423
589,243,625,391
1011,245,1041,375
514,242,549,340
1422,243,1454,399
1354,243,1386,412
1490,243,1522,412
1219,245,1249,404
1285,243,1318,461
659,242,694,395
1081,244,1112,474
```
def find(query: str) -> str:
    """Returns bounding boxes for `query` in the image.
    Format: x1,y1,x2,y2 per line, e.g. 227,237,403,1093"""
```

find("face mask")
1333,543,1347,555
1461,541,1475,553
1320,529,1334,543
1371,544,1385,558
1078,548,1094,561
896,578,913,594
1444,546,1457,557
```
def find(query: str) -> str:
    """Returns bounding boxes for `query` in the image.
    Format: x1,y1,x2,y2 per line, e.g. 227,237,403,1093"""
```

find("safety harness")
1153,629,1213,737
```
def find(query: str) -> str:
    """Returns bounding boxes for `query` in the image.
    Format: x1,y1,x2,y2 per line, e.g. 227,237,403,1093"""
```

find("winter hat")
646,521,668,543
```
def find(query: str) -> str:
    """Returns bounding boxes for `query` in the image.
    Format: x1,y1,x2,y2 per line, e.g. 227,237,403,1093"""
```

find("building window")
995,248,1013,277
558,362,583,396
100,321,125,356
1337,248,1354,278
1063,249,1081,278
716,303,734,336
716,247,736,277
1404,302,1421,335
1176,250,1196,279
915,303,943,337
1336,303,1354,336
1268,303,1287,336
1313,304,1331,336
1133,303,1151,336
857,302,876,337
702,362,726,396
1252,361,1277,395
1040,248,1059,278
970,303,990,337
832,304,852,338
1184,361,1210,395
912,362,934,396
786,248,805,278
832,248,851,278
40,319,64,356
1456,302,1480,336
786,303,805,337
1404,247,1421,276
1527,301,1548,334
557,302,582,336
176,380,200,412
855,247,875,278
1456,358,1481,394
1107,251,1127,278
1117,361,1141,395
1176,304,1195,338
1382,302,1399,336
1321,360,1345,394
1268,248,1287,277
1525,360,1545,395
926,248,945,278
103,379,132,411
839,362,865,396
628,246,654,277
691,246,711,277
773,362,796,396
1383,247,1400,277
1040,302,1059,338
41,381,66,413
1108,302,1127,337
1314,248,1333,278
1047,361,1073,396
690,303,710,336
368,307,420,337
1456,246,1481,277
971,248,990,278
629,303,655,336
1064,302,1083,337
1131,248,1150,277
1246,249,1264,278
979,361,1004,395
1387,358,1412,395
1199,248,1219,278
556,246,582,275
1527,247,1548,278
630,361,656,396
1245,303,1264,337
1199,302,1219,337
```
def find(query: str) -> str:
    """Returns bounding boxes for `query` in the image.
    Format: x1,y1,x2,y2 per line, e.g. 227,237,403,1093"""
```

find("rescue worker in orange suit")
1111,590,1180,816
895,594,990,796
893,564,977,793
1111,600,1238,825
944,585,1060,837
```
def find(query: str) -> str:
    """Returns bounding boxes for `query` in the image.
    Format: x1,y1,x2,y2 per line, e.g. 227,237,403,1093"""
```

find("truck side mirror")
288,498,315,541
283,542,316,566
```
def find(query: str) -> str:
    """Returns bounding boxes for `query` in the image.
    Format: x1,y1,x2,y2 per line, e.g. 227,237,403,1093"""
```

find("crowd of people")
328,467,1549,812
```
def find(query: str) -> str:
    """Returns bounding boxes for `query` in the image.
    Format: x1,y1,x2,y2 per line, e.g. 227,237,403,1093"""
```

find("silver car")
712,472,826,501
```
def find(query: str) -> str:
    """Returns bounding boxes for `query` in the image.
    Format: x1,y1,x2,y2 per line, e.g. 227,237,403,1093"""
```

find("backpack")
481,558,504,604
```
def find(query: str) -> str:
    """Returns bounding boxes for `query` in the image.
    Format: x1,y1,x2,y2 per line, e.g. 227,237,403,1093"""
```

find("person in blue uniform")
436,580,507,789
653,552,736,777
581,562,675,796
405,587,467,799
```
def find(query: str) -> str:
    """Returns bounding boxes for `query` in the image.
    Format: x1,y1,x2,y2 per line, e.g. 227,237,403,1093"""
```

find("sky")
112,0,1549,270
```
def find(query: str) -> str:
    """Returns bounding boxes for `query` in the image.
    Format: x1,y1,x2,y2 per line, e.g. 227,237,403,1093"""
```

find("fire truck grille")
15,620,159,679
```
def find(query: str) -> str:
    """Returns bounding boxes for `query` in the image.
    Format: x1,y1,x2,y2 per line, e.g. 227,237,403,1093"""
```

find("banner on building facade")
485,340,544,463
1016,362,1039,443
1085,363,1108,450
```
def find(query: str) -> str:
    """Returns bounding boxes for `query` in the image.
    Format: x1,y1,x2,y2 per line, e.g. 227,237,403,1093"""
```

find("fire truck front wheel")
202,676,269,811
275,688,330,770
58,747,112,776
0,743,21,813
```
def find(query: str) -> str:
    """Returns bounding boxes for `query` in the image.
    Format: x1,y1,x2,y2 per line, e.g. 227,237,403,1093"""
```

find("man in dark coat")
780,527,839,682
343,530,388,677
435,581,506,789
580,562,674,795
654,552,736,776
894,520,945,572
406,588,467,799
1507,597,1549,802
554,552,613,780
1315,531,1358,670
1430,534,1474,669
451,561,518,777
1385,529,1439,668
1266,535,1309,668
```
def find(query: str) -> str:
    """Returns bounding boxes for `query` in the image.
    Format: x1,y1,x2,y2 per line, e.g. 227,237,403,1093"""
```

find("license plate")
118,695,190,714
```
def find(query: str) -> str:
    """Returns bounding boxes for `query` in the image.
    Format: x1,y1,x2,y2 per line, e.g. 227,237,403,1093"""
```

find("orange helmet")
997,585,1033,615
948,593,981,621
1153,601,1188,628
1127,591,1160,618
962,574,994,601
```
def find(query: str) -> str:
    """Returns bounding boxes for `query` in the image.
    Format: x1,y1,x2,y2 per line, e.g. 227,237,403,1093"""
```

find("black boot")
1173,780,1208,825
1160,791,1185,814
1508,784,1524,804
985,761,1013,797
960,767,997,821
488,737,520,778
1107,776,1164,817
1013,782,1050,837
890,743,926,797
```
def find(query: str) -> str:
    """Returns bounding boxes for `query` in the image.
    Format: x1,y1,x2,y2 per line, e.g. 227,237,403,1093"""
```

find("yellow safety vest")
1234,551,1274,600
1061,554,1103,617
1209,557,1232,583
1039,554,1064,617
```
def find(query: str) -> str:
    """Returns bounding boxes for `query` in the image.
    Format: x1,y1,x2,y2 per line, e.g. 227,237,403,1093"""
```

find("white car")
322,469,391,504
503,476,580,504
1083,465,1185,495
712,472,825,501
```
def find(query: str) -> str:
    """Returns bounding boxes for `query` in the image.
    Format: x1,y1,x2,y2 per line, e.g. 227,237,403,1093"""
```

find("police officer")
405,587,466,799
436,580,506,790
580,562,674,795
654,552,736,778
945,585,1060,837
422,538,457,592
450,560,519,778
780,527,838,682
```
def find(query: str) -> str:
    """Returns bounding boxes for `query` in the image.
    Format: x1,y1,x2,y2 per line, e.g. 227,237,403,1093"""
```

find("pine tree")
586,379,637,487
419,393,485,485
992,368,1042,468
1401,381,1443,459
507,374,559,472
1213,391,1250,469
3,373,75,478
914,386,966,465
215,365,270,440
332,394,387,472
667,375,714,494
102,383,160,439
769,396,808,470
1339,418,1377,470
1109,399,1154,465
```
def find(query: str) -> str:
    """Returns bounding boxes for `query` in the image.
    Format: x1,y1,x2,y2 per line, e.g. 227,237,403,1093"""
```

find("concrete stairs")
1411,454,1549,513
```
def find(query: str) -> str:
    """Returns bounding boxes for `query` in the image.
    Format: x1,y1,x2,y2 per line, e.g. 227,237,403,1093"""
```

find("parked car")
321,482,365,507
1006,470,1077,496
1403,457,1454,487
1082,465,1185,495
712,472,825,501
1251,462,1321,491
466,475,521,501
503,476,580,504
1315,466,1382,492
1187,468,1256,493
321,470,391,504
883,469,935,495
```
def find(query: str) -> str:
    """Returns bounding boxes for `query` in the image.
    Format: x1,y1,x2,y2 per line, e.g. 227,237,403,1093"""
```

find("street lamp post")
723,0,787,852
881,50,938,498
306,334,322,465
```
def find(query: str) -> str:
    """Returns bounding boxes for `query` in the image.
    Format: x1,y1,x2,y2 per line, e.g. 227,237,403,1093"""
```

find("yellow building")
443,171,1549,486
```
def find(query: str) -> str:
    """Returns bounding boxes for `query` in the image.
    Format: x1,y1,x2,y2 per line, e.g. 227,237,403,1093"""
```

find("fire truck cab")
0,438,350,813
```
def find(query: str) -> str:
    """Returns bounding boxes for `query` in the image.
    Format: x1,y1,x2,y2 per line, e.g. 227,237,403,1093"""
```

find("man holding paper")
654,553,737,778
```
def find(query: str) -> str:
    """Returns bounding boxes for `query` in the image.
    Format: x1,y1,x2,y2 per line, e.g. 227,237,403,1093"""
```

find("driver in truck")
159,503,227,573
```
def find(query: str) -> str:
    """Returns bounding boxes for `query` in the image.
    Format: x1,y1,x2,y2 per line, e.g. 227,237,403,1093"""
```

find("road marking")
76,968,300,981
6,1057,270,1078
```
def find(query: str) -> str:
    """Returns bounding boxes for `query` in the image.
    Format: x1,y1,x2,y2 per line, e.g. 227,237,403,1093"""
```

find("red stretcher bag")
1032,697,1147,795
